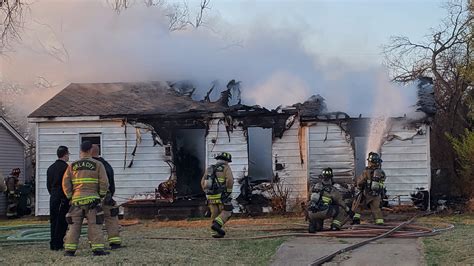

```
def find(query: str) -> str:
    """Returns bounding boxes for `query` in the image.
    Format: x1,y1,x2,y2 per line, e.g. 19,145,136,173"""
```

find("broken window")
173,129,206,196
247,127,273,182
354,136,368,177
80,133,101,155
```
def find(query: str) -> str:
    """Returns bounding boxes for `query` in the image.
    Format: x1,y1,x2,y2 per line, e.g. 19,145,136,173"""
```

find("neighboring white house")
29,82,433,215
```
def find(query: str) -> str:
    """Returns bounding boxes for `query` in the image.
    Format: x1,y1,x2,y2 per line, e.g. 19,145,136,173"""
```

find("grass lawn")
419,214,474,265
0,217,296,265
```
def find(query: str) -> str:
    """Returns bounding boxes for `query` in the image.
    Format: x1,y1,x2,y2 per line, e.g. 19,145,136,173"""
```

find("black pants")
49,195,69,250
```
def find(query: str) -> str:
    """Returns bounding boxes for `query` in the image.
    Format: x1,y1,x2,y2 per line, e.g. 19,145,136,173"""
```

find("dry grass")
0,217,293,265
420,214,474,265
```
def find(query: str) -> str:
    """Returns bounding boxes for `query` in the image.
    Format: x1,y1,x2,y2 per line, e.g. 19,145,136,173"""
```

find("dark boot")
211,221,226,237
212,232,224,238
93,250,109,256
330,224,341,231
64,251,75,257
352,218,360,225
309,219,323,233
308,220,317,233
110,243,122,250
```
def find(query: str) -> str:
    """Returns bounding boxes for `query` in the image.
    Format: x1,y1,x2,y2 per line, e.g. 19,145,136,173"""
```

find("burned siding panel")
381,123,430,203
273,120,307,201
206,118,248,201
36,121,169,215
308,122,354,181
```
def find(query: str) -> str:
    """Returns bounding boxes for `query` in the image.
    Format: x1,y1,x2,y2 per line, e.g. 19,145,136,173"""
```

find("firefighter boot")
352,213,361,225
64,251,75,257
211,221,226,238
309,219,323,233
93,250,110,256
330,224,341,231
110,243,122,250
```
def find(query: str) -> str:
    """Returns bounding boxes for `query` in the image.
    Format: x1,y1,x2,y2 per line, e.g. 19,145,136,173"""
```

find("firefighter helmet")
321,167,333,186
367,152,382,166
215,152,232,162
11,168,21,176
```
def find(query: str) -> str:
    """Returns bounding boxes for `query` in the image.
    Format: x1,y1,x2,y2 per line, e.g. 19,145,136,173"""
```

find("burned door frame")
172,128,207,197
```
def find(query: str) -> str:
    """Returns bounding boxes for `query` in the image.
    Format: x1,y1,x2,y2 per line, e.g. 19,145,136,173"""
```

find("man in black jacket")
47,146,70,250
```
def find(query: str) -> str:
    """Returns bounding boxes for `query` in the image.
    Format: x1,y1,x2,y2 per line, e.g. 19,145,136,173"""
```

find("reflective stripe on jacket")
201,160,234,201
62,157,109,205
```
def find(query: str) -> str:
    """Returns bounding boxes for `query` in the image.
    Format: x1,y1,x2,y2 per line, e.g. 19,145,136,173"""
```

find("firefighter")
4,168,21,218
91,144,122,249
62,141,109,256
352,152,386,225
47,146,70,250
307,168,354,232
201,152,234,238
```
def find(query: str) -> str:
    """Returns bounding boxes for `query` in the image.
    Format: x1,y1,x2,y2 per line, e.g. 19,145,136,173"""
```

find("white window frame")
79,133,103,155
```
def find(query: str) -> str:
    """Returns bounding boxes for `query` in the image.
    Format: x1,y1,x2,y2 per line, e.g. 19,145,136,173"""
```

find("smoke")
0,1,419,130
365,72,419,159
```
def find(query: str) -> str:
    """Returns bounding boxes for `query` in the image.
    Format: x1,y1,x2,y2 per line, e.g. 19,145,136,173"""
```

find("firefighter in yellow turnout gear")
307,168,354,232
62,141,109,256
201,152,234,238
4,168,21,219
353,152,386,225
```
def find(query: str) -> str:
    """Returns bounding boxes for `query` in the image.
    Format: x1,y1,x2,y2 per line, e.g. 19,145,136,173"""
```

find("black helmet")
11,168,21,176
320,167,333,186
215,152,232,162
367,152,382,165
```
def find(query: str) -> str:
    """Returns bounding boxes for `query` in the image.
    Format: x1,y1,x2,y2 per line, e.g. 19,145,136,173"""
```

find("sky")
213,0,446,66
0,0,448,120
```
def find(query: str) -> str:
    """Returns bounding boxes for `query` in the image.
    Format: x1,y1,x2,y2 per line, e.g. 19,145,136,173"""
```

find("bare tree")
383,1,473,196
111,0,212,31
0,0,27,52
188,0,210,29
166,2,189,31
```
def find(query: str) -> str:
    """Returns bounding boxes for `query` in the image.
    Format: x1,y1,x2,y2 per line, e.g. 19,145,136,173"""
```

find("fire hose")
145,217,453,241
310,212,426,265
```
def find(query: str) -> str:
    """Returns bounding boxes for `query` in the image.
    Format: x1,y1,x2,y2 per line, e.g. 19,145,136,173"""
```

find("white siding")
35,120,169,215
272,120,307,201
206,118,248,201
382,123,430,202
308,122,355,181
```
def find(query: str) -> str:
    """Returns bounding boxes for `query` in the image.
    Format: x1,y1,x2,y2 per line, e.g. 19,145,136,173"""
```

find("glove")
347,209,355,218
308,201,319,212
89,199,101,209
104,193,116,206
221,192,232,203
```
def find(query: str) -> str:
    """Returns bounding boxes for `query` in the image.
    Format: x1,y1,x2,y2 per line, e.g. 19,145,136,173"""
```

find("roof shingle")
29,82,226,118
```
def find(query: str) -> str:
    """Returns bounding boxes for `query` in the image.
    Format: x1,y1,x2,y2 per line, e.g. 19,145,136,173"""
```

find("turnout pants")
103,202,121,246
64,204,105,252
354,193,384,224
49,195,69,250
208,201,232,236
308,205,348,230
6,193,18,218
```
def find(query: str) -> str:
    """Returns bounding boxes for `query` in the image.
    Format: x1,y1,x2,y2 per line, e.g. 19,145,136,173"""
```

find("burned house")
29,81,433,216
28,82,303,216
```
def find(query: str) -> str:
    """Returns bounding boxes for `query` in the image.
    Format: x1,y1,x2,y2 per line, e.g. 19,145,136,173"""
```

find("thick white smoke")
0,1,418,128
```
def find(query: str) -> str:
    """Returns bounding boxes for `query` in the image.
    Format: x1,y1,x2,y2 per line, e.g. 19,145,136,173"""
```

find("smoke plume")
0,1,420,135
